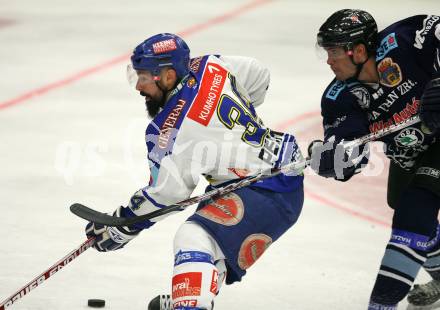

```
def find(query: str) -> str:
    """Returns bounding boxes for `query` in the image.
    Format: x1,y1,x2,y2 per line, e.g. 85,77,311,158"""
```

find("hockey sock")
369,236,427,306
172,222,227,310
172,250,221,310
424,225,440,279
369,187,440,306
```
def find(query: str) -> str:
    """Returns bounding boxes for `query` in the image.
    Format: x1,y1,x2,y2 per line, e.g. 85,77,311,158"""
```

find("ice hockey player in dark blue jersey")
309,9,440,309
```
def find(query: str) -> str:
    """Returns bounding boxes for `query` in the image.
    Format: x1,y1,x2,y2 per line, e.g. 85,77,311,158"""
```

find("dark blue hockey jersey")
321,15,440,170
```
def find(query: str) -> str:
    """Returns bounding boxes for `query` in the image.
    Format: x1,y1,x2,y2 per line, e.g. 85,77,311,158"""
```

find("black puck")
88,299,105,308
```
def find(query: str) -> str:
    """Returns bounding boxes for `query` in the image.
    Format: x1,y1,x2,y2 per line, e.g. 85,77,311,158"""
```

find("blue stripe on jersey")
174,250,214,266
141,189,167,209
381,247,423,280
376,33,398,61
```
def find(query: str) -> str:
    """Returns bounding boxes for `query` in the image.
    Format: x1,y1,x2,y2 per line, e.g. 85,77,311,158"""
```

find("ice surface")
1,0,439,309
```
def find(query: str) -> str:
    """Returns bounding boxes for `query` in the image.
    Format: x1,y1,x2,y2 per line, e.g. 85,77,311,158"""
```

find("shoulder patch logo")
376,33,398,61
378,57,402,87
325,80,346,100
186,77,197,88
350,86,371,109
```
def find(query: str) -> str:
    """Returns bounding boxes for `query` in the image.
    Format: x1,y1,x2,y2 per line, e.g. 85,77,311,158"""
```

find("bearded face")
140,90,166,118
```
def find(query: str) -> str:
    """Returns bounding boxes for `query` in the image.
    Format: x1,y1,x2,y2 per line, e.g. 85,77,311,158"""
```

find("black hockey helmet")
317,9,378,54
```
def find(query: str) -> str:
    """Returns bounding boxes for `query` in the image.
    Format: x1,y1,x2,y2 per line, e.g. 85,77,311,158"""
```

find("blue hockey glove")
85,206,140,252
420,78,440,133
308,137,360,181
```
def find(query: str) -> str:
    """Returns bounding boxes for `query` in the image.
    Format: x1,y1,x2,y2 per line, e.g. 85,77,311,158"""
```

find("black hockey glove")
420,78,440,133
308,137,359,181
85,206,140,252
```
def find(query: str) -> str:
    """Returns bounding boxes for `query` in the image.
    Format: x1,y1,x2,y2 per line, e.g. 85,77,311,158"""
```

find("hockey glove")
85,206,140,252
420,78,440,133
308,137,359,181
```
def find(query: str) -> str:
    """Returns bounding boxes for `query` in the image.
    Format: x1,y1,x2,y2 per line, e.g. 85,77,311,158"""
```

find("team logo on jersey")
414,16,440,49
196,193,244,226
378,58,402,87
186,77,197,88
152,39,177,54
394,127,424,148
350,86,371,109
376,33,398,61
238,234,272,270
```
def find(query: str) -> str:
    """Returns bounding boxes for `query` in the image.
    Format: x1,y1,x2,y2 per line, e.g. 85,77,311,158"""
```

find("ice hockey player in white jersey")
85,33,305,310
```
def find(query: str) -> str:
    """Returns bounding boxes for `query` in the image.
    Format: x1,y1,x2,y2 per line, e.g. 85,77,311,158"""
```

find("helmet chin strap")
353,58,368,80
347,48,369,80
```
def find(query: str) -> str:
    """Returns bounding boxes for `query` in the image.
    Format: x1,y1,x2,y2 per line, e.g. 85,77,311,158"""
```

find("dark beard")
141,91,165,118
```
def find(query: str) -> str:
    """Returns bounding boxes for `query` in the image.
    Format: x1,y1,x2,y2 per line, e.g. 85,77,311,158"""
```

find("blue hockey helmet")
130,33,190,79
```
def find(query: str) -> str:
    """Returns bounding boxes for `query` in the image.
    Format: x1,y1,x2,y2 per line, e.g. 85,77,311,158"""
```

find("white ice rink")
1,0,439,309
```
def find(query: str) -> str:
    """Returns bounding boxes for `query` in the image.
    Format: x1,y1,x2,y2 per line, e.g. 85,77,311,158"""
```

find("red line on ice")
0,19,14,29
0,0,273,111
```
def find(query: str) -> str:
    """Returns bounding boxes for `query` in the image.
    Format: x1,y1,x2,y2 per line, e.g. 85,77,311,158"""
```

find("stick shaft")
0,237,95,309
70,115,421,226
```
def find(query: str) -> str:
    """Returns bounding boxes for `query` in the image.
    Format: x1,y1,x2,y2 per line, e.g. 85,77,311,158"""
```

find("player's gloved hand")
307,137,358,181
420,78,440,133
85,206,140,252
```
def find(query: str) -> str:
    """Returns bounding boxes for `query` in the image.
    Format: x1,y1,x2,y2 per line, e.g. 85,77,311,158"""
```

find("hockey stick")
0,237,95,310
69,157,306,227
70,115,421,227
342,114,421,148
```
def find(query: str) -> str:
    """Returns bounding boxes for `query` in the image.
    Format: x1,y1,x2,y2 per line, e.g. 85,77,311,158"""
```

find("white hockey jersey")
125,55,304,229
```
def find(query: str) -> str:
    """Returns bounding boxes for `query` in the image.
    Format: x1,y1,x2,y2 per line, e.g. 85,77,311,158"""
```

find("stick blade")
70,203,127,226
